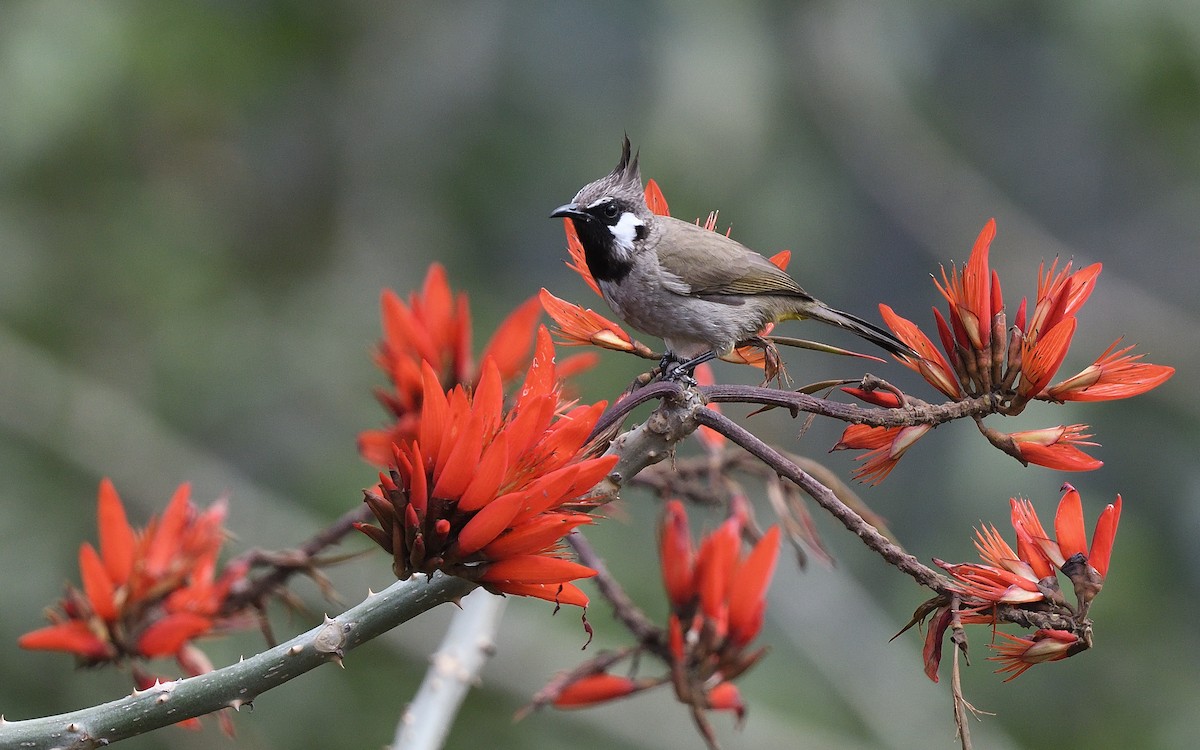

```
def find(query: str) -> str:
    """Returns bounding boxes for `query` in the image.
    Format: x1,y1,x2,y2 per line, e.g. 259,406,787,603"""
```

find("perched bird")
551,137,915,376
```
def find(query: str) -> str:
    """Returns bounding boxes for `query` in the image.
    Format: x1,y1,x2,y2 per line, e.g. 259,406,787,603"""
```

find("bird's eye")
602,202,620,220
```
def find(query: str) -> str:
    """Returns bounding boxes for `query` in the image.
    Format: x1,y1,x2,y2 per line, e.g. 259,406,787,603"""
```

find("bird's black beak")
550,203,589,221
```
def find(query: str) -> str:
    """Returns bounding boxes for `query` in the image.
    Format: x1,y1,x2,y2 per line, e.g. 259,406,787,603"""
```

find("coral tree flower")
357,328,617,607
1046,339,1175,402
873,219,1171,477
662,500,780,723
937,484,1120,612
548,500,779,730
359,263,554,466
539,288,655,358
832,423,931,485
922,484,1120,681
20,479,249,732
1005,424,1103,471
883,219,1172,404
989,629,1082,681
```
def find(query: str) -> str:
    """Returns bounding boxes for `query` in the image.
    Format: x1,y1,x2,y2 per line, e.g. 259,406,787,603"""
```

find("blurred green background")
1,2,1196,749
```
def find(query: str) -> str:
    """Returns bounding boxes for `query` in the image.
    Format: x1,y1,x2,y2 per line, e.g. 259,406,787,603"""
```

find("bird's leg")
660,350,717,384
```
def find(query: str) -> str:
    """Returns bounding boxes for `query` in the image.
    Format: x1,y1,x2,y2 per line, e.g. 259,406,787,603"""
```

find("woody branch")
0,574,475,750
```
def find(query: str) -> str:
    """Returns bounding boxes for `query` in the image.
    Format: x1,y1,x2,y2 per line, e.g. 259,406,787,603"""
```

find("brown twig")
700,382,1001,428
692,406,950,592
567,530,665,653
224,505,372,615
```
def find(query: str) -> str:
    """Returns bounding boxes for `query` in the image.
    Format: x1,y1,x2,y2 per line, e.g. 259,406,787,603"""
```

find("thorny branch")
0,574,475,750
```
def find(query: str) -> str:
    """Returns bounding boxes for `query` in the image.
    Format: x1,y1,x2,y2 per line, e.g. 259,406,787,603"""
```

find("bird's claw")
657,352,711,386
664,365,699,386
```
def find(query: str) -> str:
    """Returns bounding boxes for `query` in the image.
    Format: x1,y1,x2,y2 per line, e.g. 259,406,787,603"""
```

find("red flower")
539,288,655,358
989,629,1081,681
1046,339,1175,402
660,500,778,710
20,480,249,732
921,485,1119,682
548,500,778,729
1007,424,1103,471
874,219,1170,475
878,304,963,399
879,220,1171,405
832,423,931,484
938,485,1120,613
359,263,549,466
553,674,641,708
357,328,617,607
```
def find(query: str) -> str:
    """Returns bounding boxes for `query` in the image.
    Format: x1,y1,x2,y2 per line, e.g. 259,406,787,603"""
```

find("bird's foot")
658,351,716,386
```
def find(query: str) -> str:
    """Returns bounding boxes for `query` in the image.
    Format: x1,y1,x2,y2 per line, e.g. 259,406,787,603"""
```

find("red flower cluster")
937,483,1119,615
838,219,1172,479
921,484,1118,681
360,264,596,466
20,479,249,731
357,328,617,607
553,500,780,727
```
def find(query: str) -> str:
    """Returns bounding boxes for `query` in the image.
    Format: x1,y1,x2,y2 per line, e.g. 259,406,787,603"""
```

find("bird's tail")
791,302,916,359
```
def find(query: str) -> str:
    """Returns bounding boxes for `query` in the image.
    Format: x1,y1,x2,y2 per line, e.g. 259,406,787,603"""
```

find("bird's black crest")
611,135,641,189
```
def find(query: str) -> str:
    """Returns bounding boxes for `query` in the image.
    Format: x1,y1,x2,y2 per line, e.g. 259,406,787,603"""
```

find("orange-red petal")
480,296,542,383
492,580,590,607
481,513,591,559
457,431,511,512
961,218,996,349
430,414,484,500
1020,317,1077,398
79,542,118,622
728,526,780,647
144,483,193,581
878,304,962,399
644,179,669,216
455,488,528,556
695,518,739,626
659,500,695,609
137,612,214,658
96,478,135,585
1089,494,1122,578
479,555,596,585
554,674,638,708
19,621,111,660
1053,484,1088,561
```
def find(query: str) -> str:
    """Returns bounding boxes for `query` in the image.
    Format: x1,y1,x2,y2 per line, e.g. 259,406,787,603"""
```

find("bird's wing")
653,216,808,298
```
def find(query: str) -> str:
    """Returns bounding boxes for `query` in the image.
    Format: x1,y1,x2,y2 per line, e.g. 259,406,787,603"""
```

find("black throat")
570,218,634,284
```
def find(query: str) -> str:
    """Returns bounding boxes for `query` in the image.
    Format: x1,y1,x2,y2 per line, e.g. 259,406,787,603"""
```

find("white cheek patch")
607,212,644,256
